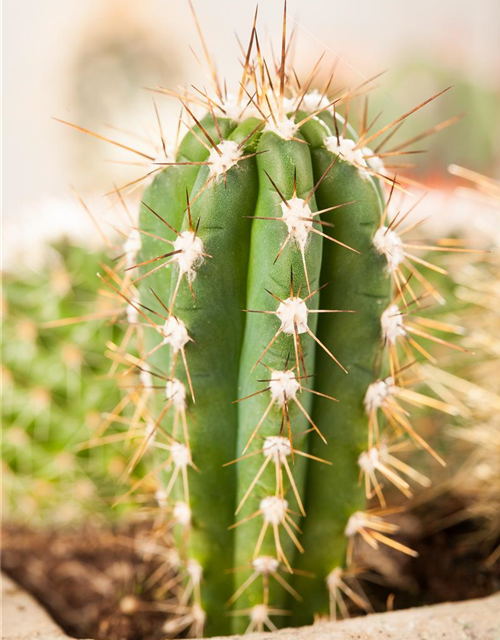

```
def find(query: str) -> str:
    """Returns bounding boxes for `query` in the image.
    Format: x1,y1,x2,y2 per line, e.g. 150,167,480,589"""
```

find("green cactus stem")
61,4,470,636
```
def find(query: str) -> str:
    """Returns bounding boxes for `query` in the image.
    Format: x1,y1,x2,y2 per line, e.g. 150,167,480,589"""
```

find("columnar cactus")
132,101,396,634
66,5,472,637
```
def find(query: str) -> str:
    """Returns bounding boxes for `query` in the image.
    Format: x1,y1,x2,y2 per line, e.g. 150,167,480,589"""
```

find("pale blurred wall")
3,0,499,227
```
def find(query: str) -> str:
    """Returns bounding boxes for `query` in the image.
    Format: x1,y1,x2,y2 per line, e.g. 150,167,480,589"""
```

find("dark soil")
2,499,499,640
1,523,177,640
362,497,500,612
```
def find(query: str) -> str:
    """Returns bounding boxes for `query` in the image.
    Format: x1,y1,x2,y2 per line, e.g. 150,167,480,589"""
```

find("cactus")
60,5,476,636
130,101,398,634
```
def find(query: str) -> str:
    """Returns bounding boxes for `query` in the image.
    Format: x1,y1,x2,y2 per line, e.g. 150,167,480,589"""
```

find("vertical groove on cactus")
231,126,322,632
290,116,392,623
57,3,480,636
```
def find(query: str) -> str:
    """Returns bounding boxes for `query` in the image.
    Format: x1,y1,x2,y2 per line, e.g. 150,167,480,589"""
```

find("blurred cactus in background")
2,241,134,524
424,168,500,566
66,0,187,192
369,59,500,178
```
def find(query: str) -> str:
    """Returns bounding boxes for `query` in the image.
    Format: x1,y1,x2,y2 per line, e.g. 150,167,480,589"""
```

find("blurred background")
3,0,500,267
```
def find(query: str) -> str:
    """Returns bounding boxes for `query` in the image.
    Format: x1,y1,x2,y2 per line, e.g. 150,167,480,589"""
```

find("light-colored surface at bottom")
2,572,499,640
213,593,500,640
1,573,87,640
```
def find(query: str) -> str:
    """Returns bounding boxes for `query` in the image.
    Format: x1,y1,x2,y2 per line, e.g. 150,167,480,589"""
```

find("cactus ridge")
57,4,478,637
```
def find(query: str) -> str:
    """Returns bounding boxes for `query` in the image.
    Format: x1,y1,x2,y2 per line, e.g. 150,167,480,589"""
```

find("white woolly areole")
282,96,295,113
358,443,390,473
269,370,300,405
218,93,257,121
283,91,330,115
265,116,298,140
276,296,309,334
208,140,242,178
373,226,405,272
124,228,142,267
168,547,182,569
260,496,288,525
363,377,395,414
300,89,331,113
280,197,313,249
250,604,270,623
126,303,139,324
155,488,167,508
172,231,204,276
140,368,153,390
145,420,156,442
218,93,264,121
252,556,280,575
136,539,162,558
187,559,203,583
162,316,189,353
150,144,175,170
344,511,367,537
381,304,406,345
219,94,242,120
363,146,385,175
171,442,191,468
358,448,378,473
263,436,292,462
191,603,206,625
326,567,343,589
165,378,187,410
173,501,191,526
323,136,369,178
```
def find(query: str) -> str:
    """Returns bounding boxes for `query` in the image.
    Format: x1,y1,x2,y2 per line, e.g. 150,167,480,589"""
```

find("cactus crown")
60,3,474,636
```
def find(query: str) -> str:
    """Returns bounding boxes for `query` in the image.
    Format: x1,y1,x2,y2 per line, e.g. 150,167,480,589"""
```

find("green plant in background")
369,59,500,177
61,5,479,637
422,168,500,566
1,240,135,524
